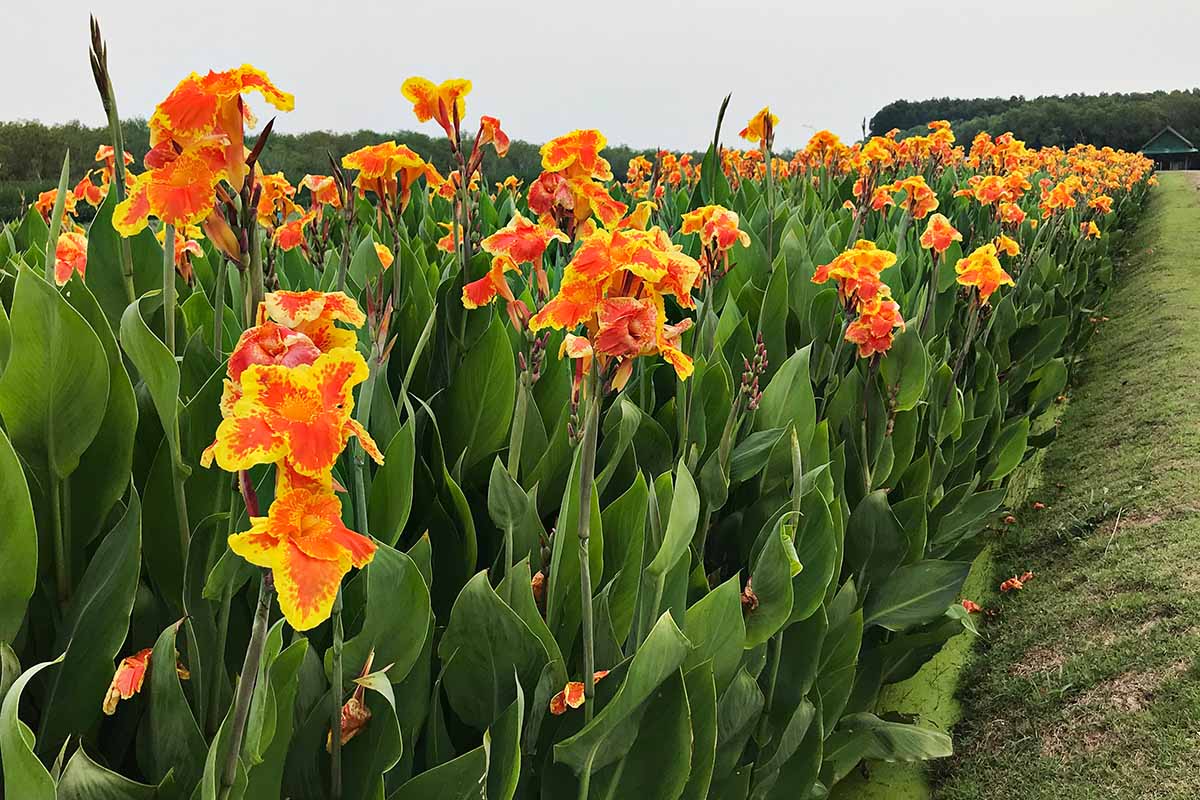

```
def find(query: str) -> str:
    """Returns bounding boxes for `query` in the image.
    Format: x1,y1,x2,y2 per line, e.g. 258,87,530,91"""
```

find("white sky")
5,0,1198,150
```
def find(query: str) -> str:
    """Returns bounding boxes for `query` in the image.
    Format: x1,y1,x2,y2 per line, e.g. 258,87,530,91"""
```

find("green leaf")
139,622,206,791
863,560,971,631
244,637,308,798
84,191,162,332
680,663,718,800
62,277,138,549
441,313,514,470
592,668,692,798
744,516,795,648
0,655,62,800
121,293,184,469
646,461,699,578
598,474,647,645
368,421,416,546
0,430,36,641
730,428,786,483
554,612,692,775
341,670,403,800
879,328,929,411
387,746,485,800
37,491,140,754
437,571,546,729
754,345,816,453
58,747,161,800
822,712,952,784
0,266,109,480
484,678,524,800
327,542,430,687
488,456,529,530
683,576,746,694
985,417,1030,481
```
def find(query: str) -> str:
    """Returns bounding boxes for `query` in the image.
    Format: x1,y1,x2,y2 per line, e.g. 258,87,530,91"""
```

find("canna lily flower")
955,243,1013,304
261,289,366,353
740,106,778,147
401,76,472,141
681,204,750,280
497,175,522,196
540,129,613,181
813,239,897,308
340,141,434,213
156,225,204,283
95,144,135,186
435,222,457,254
202,348,381,476
256,172,299,230
549,670,611,715
374,242,395,270
993,233,1020,257
893,175,939,219
35,188,77,225
103,646,189,715
480,211,569,297
619,201,657,231
844,291,904,358
301,174,342,208
273,210,317,251
227,321,322,384
961,600,983,614
476,115,510,158
114,148,224,235
919,214,962,254
1088,194,1113,214
997,201,1026,227
149,65,294,190
73,173,105,207
462,254,520,309
229,486,376,630
1081,220,1101,239
53,231,88,286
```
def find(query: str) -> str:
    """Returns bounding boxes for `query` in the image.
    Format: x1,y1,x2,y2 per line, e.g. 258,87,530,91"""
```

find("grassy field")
933,171,1200,799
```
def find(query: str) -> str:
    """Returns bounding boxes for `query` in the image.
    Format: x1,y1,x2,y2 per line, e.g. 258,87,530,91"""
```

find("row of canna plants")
0,19,1154,800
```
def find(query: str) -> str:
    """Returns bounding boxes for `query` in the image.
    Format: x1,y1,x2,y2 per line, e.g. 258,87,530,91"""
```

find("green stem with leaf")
576,368,601,723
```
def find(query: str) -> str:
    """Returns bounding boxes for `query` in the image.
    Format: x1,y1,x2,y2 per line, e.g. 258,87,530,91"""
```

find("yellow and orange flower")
273,210,316,251
261,289,366,353
35,188,77,225
401,76,472,141
740,106,778,146
955,243,1014,303
993,233,1020,257
540,129,613,182
478,210,569,297
301,174,342,209
203,348,381,477
845,291,904,359
230,486,376,630
53,231,88,286
340,141,436,212
1081,220,1101,239
114,148,223,235
374,242,395,270
812,240,897,307
919,214,962,254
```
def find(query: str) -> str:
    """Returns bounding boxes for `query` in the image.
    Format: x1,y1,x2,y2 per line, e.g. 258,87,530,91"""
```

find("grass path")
934,171,1200,799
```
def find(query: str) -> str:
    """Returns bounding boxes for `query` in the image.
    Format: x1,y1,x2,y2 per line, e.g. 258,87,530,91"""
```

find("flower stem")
213,256,228,359
330,586,344,800
576,369,601,723
218,569,273,800
507,373,529,480
163,223,176,352
245,217,264,324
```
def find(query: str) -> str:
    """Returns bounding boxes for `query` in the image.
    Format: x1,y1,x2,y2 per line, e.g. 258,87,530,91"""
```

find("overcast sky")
5,0,1198,151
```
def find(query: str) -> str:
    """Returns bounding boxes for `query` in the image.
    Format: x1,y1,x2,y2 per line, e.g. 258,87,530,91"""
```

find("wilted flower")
549,670,611,715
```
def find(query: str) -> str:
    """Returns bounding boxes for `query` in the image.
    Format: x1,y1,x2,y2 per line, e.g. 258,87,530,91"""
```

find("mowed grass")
934,171,1200,800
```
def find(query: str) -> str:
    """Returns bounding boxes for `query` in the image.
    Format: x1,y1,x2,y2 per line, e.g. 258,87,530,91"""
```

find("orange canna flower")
273,210,317,251
845,291,904,358
477,115,510,157
53,231,88,286
955,244,1013,304
681,205,750,253
993,233,1020,257
374,242,395,270
894,175,939,219
462,254,520,309
961,599,983,614
256,172,299,229
35,188,77,224
95,144,135,185
202,348,381,477
340,141,434,212
919,213,962,254
480,211,568,297
114,148,223,235
73,173,105,207
740,106,778,146
1081,220,1101,239
813,239,896,307
103,647,189,715
401,76,472,141
540,130,613,181
229,486,376,630
549,670,611,715
301,174,342,208
997,201,1026,227
261,289,366,353
1088,194,1113,214
227,320,322,385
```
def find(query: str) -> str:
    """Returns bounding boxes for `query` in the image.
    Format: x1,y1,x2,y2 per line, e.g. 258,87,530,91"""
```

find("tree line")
0,118,657,221
869,89,1200,151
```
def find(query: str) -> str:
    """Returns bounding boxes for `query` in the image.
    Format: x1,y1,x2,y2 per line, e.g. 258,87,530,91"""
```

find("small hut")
1140,126,1199,170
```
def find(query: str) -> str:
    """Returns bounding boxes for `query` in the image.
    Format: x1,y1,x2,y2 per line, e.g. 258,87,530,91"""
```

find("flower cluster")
201,289,383,629
813,240,906,358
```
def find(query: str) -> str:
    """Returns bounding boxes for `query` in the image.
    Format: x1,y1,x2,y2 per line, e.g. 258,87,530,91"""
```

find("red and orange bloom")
462,254,520,310
261,289,366,353
374,242,395,270
955,243,1014,304
229,486,376,630
156,225,205,283
1081,220,1101,239
95,144,135,185
548,670,610,715
202,348,381,477
477,115,510,157
340,141,436,213
1088,194,1113,214
919,214,962,254
103,647,189,715
844,291,905,359
149,65,294,190
35,188,77,224
114,148,223,235
997,201,1026,227
73,172,105,207
53,231,88,286
739,106,778,147
479,211,569,297
893,175,939,219
256,172,299,229
273,210,317,251
961,599,983,614
401,76,472,141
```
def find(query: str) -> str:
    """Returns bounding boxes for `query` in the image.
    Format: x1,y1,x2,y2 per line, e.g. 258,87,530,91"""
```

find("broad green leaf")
342,670,403,800
879,328,929,411
0,266,109,480
244,637,308,798
683,576,746,694
0,430,36,641
754,345,816,453
441,313,514,470
592,668,692,798
121,293,184,470
0,655,62,800
484,679,524,800
864,560,971,631
58,747,160,800
388,745,485,800
680,663,718,800
437,571,546,729
985,417,1030,481
139,622,206,791
368,421,416,546
646,460,699,578
744,516,795,648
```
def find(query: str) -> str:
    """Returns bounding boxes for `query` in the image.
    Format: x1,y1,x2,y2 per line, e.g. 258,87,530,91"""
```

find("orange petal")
273,539,349,631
